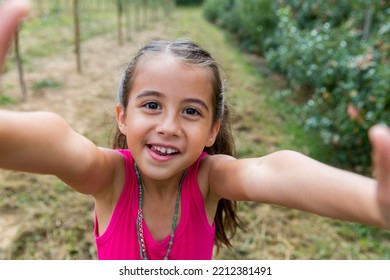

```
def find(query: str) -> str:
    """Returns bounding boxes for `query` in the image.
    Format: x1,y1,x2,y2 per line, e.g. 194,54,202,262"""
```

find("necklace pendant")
134,162,186,260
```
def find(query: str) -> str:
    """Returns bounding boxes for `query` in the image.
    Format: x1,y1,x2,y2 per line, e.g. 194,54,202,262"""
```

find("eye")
143,101,161,110
183,108,201,116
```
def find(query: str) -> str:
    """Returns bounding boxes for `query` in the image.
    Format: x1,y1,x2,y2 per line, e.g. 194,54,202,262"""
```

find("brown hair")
113,39,241,250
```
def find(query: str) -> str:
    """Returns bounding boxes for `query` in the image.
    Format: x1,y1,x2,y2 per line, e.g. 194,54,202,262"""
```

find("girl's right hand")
0,0,30,71
369,124,390,228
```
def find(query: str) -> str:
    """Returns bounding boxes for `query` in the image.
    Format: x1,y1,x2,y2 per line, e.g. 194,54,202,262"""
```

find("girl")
1,0,390,260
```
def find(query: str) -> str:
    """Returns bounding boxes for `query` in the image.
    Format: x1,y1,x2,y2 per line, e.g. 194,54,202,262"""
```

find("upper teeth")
152,146,178,155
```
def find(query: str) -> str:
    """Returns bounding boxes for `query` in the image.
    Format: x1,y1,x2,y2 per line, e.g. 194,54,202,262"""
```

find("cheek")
127,115,151,135
124,119,147,149
187,123,214,144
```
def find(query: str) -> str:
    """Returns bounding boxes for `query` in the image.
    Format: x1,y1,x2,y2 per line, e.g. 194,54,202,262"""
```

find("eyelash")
142,102,201,117
143,101,161,110
183,108,201,116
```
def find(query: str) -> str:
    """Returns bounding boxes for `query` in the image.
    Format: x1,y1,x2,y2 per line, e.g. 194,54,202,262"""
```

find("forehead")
131,54,214,101
134,53,213,84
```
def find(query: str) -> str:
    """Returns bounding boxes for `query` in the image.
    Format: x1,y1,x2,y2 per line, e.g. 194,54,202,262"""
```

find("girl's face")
116,54,220,182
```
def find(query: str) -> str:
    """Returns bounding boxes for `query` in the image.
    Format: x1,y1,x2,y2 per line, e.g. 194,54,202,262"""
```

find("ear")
206,120,221,147
116,103,127,135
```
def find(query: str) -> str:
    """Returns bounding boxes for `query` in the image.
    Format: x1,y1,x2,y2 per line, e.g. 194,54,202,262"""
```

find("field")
0,5,389,259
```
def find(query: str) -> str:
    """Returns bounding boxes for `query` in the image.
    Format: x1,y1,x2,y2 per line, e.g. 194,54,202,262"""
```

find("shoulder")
197,154,236,200
91,148,126,201
202,150,311,201
199,154,236,175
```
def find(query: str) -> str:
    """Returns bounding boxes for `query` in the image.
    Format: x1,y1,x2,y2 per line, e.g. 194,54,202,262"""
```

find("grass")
11,5,118,65
32,79,62,91
0,95,15,106
7,2,165,70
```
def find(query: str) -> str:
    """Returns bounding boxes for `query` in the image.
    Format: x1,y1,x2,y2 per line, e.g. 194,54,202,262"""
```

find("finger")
369,124,390,188
0,0,31,71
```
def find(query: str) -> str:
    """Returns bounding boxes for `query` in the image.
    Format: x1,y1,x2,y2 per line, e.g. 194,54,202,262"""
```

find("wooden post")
125,0,132,41
73,0,82,73
14,27,27,102
135,0,141,30
143,0,148,28
117,0,124,45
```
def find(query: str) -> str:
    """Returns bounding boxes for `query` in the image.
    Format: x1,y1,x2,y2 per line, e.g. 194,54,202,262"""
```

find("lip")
146,143,181,163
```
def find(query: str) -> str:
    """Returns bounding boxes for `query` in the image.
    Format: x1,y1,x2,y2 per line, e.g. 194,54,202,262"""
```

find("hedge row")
176,0,204,5
203,0,390,171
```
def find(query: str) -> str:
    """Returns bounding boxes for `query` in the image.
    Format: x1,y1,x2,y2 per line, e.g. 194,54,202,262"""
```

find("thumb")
369,124,390,189
0,0,31,71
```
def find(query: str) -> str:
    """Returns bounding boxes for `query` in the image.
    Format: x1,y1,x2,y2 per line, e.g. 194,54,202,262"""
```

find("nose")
155,112,182,137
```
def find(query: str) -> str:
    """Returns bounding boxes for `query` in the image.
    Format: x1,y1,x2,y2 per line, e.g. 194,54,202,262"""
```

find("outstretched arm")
209,125,390,229
0,1,121,196
0,110,121,196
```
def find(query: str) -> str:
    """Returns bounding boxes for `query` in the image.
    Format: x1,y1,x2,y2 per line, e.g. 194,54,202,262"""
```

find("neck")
134,161,186,260
138,170,185,199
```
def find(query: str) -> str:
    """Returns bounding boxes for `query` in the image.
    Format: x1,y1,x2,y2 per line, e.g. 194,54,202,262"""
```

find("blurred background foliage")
176,0,205,5
203,0,390,173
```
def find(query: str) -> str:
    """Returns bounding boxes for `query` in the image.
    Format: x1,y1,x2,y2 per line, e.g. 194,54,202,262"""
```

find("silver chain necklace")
134,162,186,260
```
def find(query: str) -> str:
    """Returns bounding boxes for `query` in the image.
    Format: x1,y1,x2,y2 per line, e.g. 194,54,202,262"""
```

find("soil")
1,8,389,260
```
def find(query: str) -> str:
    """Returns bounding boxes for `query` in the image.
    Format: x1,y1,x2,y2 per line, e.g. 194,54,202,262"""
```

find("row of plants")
203,0,390,172
1,0,174,104
176,0,204,5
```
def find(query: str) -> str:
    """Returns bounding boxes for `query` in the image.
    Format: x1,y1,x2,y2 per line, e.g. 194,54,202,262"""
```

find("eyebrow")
183,98,209,112
135,90,163,100
135,90,209,112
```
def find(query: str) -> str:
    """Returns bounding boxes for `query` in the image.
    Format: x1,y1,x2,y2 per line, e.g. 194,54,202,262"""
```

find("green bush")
280,0,353,29
203,0,277,54
0,95,15,105
235,0,277,54
176,0,204,5
203,0,236,26
266,5,390,170
203,0,390,171
202,0,221,22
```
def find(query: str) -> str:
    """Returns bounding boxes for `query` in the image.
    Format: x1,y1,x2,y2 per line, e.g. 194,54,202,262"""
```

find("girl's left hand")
369,124,390,228
0,0,30,71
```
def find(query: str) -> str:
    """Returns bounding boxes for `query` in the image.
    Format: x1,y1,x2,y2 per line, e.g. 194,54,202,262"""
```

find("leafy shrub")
176,0,204,5
280,0,353,29
0,95,15,105
32,79,62,91
266,5,390,170
203,0,237,27
235,0,277,54
203,0,277,54
203,0,390,170
202,0,221,22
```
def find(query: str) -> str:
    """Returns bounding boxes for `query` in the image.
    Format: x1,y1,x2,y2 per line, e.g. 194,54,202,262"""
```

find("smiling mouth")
148,145,180,156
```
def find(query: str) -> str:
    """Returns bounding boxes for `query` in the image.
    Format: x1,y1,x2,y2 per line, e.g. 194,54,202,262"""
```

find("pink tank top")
94,150,215,260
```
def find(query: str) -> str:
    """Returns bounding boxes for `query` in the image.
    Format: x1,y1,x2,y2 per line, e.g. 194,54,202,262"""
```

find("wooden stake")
73,0,82,73
14,27,27,102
